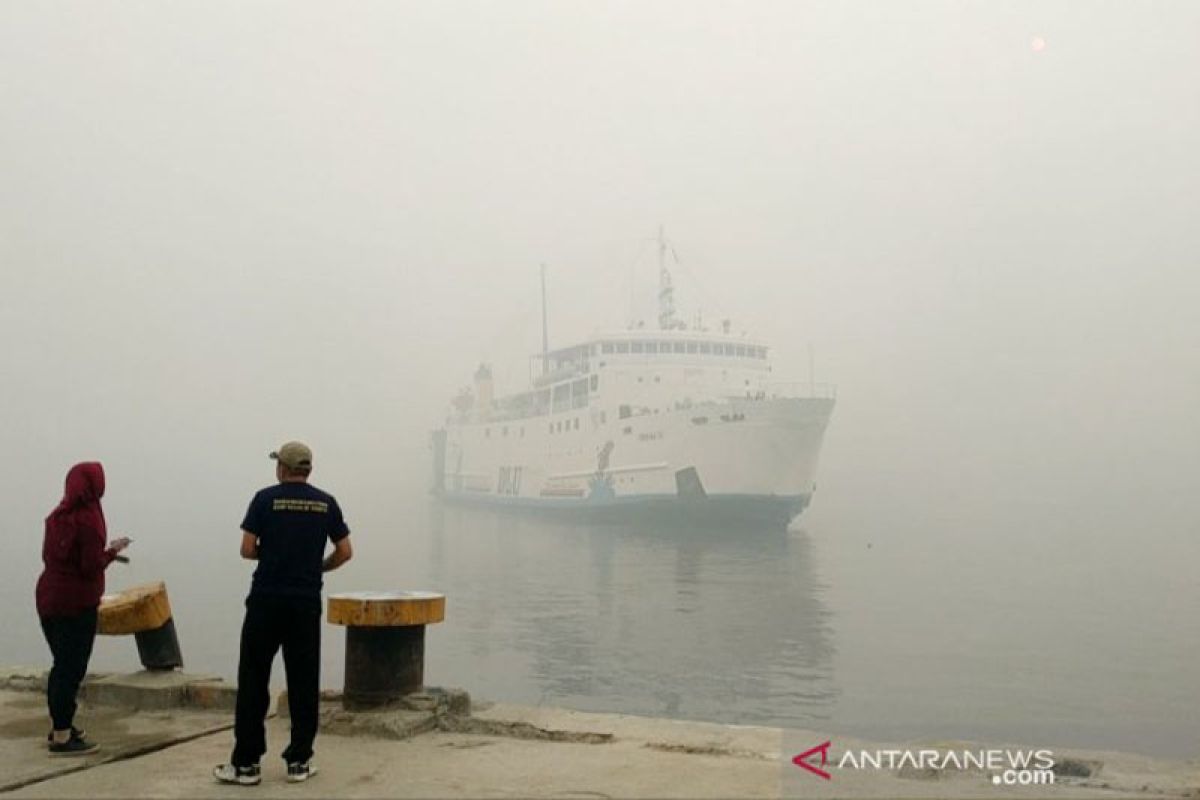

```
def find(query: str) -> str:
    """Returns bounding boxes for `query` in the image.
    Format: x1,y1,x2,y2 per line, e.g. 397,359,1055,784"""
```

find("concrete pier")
0,667,1196,798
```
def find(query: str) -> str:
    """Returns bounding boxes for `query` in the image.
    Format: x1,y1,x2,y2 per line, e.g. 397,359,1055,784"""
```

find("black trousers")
231,594,321,767
40,607,98,731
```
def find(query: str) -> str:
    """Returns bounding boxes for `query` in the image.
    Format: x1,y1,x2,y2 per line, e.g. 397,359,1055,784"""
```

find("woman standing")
35,462,129,756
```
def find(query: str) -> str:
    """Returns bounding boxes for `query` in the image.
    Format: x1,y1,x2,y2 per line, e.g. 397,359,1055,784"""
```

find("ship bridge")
531,329,769,383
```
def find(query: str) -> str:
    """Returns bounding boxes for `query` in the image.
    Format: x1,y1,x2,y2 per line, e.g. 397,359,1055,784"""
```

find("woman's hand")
108,537,132,555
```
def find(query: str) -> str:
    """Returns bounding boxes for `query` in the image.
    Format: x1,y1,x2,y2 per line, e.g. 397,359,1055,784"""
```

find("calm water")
8,491,1198,758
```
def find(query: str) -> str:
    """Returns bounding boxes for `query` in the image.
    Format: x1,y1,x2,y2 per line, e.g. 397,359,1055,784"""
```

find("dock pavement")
1,667,1195,799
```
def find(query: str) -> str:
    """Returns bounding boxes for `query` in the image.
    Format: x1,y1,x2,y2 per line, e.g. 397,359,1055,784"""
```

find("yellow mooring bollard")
98,581,184,670
327,591,445,710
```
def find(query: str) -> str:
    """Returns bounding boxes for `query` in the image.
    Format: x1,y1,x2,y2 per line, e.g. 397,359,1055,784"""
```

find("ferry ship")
431,236,836,529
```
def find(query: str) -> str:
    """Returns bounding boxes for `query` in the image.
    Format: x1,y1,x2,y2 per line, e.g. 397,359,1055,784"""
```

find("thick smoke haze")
2,1,1197,751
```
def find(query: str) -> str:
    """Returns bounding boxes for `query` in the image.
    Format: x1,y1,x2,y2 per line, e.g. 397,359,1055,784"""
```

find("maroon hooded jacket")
35,462,115,619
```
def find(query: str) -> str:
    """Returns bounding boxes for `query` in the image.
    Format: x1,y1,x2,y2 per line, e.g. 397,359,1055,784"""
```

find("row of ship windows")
495,370,760,423
482,404,751,438
484,412,752,441
483,413,605,438
601,341,766,358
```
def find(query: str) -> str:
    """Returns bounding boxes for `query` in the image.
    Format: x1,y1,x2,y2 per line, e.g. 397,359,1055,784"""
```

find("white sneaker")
213,763,262,785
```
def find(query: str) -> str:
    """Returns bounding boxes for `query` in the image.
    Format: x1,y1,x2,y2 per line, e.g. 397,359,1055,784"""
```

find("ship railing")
760,381,838,400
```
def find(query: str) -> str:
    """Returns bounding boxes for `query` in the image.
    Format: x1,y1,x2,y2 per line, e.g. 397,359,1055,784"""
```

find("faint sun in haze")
1030,36,1047,53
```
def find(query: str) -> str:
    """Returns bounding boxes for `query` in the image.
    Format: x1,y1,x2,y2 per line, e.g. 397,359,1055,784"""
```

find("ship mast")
656,226,684,330
540,263,549,375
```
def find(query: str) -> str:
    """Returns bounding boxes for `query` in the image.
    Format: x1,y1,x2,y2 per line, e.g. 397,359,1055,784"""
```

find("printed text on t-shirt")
271,499,329,513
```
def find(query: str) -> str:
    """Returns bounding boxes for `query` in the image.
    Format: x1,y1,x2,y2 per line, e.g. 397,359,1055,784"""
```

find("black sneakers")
212,763,262,785
46,726,86,744
286,761,318,783
47,730,100,757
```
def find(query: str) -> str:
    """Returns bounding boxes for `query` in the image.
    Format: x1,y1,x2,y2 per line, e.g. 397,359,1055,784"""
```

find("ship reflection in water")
422,501,838,728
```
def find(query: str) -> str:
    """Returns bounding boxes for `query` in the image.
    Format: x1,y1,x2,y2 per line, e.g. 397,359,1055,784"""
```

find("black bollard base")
133,617,184,671
343,624,425,710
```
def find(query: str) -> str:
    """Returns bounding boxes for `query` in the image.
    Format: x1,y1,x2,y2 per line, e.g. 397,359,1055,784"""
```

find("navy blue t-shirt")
241,482,350,599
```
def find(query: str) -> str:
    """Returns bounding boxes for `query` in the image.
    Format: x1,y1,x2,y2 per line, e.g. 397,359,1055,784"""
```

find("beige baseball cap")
269,441,313,470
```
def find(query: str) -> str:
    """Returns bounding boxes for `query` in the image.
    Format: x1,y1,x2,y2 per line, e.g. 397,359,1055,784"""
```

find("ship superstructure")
432,234,835,528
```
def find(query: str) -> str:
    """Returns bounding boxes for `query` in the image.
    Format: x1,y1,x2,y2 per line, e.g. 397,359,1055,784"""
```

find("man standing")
214,441,352,785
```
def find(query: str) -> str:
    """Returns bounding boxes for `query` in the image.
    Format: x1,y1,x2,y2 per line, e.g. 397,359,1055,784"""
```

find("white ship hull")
435,396,834,529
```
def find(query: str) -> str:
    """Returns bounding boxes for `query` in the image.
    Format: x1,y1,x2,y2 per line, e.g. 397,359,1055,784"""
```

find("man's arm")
240,531,259,560
322,536,352,572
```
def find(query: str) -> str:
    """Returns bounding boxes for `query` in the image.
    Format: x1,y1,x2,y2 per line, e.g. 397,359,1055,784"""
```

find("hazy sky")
2,1,1198,564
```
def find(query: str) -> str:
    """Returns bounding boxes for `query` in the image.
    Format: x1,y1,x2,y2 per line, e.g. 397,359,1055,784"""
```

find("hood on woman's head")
62,462,105,507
